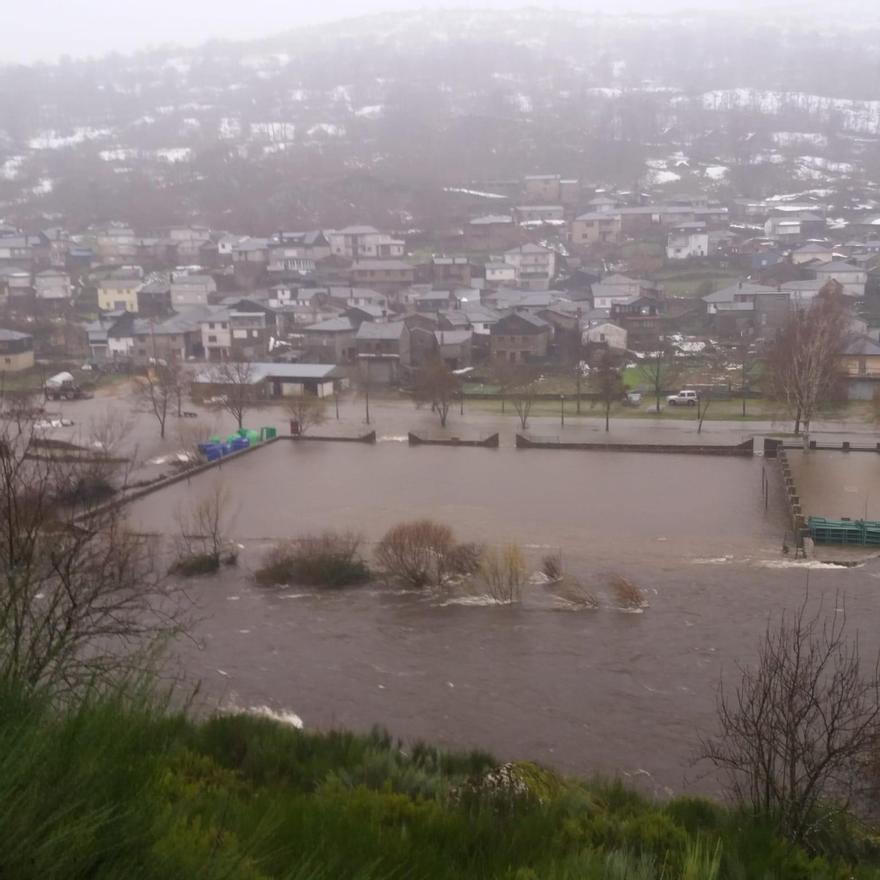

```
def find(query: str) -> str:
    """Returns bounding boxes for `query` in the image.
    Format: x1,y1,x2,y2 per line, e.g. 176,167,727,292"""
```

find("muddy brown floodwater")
127,440,880,797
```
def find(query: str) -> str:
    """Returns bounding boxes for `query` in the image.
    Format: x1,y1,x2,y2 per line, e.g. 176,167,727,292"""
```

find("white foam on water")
757,559,863,570
244,704,304,729
436,595,508,607
379,435,408,442
278,592,310,599
691,556,734,565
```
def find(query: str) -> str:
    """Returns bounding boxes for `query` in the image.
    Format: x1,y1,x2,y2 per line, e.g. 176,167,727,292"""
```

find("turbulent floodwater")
129,441,880,796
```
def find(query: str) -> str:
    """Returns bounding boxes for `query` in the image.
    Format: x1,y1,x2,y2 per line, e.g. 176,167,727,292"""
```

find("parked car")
666,389,698,407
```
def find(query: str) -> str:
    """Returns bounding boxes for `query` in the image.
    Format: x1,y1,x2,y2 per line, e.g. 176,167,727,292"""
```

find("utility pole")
560,394,565,428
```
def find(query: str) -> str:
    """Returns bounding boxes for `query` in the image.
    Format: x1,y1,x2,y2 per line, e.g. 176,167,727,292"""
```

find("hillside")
2,685,878,879
1,8,880,231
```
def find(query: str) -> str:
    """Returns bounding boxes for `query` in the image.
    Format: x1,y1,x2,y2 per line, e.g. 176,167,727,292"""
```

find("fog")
2,0,872,65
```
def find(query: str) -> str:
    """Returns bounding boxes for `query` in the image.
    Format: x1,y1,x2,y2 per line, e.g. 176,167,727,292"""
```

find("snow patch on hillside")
701,89,880,134
29,127,112,150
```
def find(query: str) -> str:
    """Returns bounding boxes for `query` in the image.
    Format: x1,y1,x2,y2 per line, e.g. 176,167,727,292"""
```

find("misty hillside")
1,7,879,231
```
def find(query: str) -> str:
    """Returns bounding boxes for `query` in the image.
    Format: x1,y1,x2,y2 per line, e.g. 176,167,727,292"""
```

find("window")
3,358,9,365
858,358,867,375
208,335,217,343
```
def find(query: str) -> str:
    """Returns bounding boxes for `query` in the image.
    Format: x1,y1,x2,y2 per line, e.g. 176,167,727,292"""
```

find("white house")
666,225,710,260
503,243,556,290
485,261,517,286
326,226,405,259
813,260,867,297
584,321,628,350
199,308,232,361
34,269,72,301
792,242,835,265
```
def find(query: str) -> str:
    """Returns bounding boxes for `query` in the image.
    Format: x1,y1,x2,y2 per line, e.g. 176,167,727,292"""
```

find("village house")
0,267,33,303
584,321,628,351
838,335,880,400
813,260,867,297
199,308,233,361
0,329,34,372
170,273,217,308
350,259,414,292
571,211,623,246
355,321,409,385
484,260,517,286
430,256,472,287
33,269,72,301
327,226,404,259
515,205,565,225
166,226,212,260
591,274,659,310
503,243,556,290
490,312,551,363
232,238,270,285
792,242,836,265
665,224,710,260
137,276,173,316
301,316,357,363
465,215,520,251
322,286,389,312
97,276,143,313
764,213,825,241
522,174,578,204
87,223,137,262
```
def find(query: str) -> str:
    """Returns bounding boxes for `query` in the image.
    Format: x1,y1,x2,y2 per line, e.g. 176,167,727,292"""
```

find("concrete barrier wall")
515,435,754,456
408,432,499,448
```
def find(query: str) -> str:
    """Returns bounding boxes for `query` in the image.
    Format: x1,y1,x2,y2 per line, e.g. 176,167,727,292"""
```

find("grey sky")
0,0,855,65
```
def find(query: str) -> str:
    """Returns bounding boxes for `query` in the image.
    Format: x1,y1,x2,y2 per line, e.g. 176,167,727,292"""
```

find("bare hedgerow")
609,574,646,610
480,544,527,604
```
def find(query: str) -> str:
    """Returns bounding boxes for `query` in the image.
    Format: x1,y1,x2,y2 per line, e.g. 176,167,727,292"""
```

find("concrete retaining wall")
515,435,754,456
408,432,499,448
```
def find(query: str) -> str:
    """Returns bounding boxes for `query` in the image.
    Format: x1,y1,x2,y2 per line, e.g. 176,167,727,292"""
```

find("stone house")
301,316,357,363
838,335,880,400
355,321,409,385
490,312,551,364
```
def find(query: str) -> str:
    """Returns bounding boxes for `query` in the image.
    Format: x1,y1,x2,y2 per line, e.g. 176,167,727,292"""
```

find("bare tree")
700,594,880,849
590,350,626,432
413,355,461,428
172,481,237,574
508,366,540,430
0,407,185,694
637,344,681,414
285,394,328,435
766,288,849,447
133,361,188,439
212,359,258,430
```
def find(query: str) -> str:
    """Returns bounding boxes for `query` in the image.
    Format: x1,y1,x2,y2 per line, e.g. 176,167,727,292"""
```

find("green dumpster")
262,426,277,440
245,429,261,445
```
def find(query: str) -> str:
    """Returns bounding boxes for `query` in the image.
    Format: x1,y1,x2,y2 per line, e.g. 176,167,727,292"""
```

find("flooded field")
787,449,880,520
128,440,880,796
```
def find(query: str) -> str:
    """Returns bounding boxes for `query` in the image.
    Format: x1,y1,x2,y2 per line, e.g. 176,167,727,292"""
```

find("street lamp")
560,394,565,428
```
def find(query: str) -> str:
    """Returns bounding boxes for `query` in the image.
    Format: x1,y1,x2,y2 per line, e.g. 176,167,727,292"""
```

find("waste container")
290,419,300,436
262,426,277,440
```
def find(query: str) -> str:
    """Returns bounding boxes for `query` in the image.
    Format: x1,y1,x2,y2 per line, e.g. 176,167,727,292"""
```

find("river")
127,440,880,796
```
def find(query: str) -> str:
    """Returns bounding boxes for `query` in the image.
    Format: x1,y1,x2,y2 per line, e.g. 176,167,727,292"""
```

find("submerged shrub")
541,552,563,582
609,575,646,610
169,552,220,577
374,519,457,588
255,531,369,588
480,544,527,603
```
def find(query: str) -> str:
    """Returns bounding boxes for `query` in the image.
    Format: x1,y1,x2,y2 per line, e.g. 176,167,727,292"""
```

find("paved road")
41,382,878,481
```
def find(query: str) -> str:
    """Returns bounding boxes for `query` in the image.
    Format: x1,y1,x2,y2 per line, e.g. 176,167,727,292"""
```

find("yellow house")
839,335,880,401
0,328,34,372
97,278,142,312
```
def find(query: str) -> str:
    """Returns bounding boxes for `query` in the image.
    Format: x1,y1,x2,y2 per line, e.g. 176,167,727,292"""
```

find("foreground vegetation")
3,684,880,880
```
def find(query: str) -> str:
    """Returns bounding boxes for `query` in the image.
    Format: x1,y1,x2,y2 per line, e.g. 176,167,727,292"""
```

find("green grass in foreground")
1,685,879,879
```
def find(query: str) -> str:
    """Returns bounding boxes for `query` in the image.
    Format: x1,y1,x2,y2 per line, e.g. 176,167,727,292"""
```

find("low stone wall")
515,435,754,456
408,432,499,448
